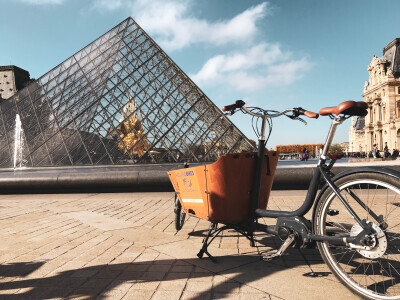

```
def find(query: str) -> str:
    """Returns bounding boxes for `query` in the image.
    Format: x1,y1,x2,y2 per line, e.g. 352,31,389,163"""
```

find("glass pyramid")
0,17,254,168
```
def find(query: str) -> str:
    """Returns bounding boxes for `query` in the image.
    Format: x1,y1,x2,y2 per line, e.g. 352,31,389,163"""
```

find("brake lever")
224,110,236,116
285,112,307,125
295,117,307,125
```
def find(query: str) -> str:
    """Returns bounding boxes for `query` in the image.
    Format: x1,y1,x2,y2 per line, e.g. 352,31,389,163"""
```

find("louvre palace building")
349,38,400,153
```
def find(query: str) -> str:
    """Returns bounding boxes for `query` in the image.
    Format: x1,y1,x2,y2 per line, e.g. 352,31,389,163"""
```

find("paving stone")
57,277,89,288
186,280,213,292
81,277,114,289
147,264,172,272
70,269,98,278
130,280,160,290
181,291,212,300
95,269,122,279
152,290,183,300
106,279,134,293
158,279,187,291
124,288,153,299
101,288,127,299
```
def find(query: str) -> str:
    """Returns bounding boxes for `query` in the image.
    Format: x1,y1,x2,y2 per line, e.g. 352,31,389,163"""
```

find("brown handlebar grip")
222,104,237,112
304,111,319,119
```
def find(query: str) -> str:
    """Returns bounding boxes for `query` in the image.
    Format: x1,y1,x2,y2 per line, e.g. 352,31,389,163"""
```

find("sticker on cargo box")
182,198,203,203
176,169,203,203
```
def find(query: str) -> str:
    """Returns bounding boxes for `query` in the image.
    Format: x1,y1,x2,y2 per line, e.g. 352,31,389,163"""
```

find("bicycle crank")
263,234,296,261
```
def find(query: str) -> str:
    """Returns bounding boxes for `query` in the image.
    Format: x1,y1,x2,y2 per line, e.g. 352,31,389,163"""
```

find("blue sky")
1,0,400,148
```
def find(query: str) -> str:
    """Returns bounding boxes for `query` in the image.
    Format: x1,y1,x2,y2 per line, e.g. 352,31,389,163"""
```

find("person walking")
301,148,307,161
384,142,390,158
373,144,377,158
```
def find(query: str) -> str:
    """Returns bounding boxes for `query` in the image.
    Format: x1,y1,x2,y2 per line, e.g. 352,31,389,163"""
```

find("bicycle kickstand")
262,234,295,261
197,223,217,263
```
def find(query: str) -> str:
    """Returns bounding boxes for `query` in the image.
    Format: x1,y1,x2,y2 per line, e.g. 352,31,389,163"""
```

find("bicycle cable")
243,106,276,146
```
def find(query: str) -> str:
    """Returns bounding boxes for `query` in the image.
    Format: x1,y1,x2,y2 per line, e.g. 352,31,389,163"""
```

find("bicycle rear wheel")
314,172,400,299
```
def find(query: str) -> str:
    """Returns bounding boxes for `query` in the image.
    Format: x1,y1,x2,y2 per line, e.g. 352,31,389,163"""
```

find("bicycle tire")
174,193,186,231
314,172,400,299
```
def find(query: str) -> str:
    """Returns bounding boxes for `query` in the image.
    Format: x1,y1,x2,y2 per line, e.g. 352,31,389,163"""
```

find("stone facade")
349,39,400,153
0,66,30,101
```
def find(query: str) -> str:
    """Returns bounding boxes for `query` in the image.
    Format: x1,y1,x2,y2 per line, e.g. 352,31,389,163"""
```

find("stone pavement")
0,191,359,299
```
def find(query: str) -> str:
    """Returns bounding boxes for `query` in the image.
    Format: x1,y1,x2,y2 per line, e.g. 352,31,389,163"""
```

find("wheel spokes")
322,179,400,297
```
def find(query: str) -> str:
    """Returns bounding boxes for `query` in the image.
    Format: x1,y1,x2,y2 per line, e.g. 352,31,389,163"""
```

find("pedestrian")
301,148,307,161
392,149,399,159
373,144,377,158
384,142,389,152
384,143,390,158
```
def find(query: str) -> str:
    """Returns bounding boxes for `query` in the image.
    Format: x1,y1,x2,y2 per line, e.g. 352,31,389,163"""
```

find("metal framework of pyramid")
0,17,254,168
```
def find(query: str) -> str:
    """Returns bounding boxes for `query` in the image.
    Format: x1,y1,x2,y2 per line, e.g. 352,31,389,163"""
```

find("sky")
1,0,400,149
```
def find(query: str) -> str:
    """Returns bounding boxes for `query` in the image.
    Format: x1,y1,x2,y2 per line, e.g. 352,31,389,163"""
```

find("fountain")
13,114,24,169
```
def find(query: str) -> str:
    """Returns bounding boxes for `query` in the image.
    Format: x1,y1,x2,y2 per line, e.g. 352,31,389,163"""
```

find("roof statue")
118,90,150,158
0,17,254,167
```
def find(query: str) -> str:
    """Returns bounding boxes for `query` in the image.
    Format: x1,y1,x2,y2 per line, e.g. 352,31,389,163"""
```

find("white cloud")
92,0,268,50
191,44,311,91
20,0,63,4
91,0,312,91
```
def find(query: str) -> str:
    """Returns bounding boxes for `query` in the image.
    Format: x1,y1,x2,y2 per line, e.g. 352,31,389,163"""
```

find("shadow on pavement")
0,262,45,277
0,252,325,299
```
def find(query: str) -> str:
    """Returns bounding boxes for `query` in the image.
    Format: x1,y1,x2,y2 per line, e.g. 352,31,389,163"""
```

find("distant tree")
329,144,344,153
275,144,323,155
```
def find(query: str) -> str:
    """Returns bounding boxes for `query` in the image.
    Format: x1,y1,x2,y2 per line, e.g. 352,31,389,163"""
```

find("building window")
378,105,382,121
383,106,386,122
397,101,400,118
369,107,373,123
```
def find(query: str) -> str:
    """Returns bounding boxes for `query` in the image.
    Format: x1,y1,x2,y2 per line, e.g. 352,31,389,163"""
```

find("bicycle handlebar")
222,100,245,112
295,108,319,119
222,104,237,112
304,111,319,118
222,100,319,119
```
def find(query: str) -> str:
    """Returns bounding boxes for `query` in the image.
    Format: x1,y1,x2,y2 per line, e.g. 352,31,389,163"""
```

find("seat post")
320,116,345,162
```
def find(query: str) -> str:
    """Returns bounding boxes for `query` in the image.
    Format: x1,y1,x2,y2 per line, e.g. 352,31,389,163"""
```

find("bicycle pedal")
327,209,339,216
262,234,295,261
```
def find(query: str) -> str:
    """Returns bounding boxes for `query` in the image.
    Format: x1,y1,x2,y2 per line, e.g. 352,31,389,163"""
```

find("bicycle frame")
250,113,379,245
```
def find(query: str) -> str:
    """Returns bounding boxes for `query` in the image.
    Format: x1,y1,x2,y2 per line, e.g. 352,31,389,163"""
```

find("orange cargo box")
168,151,279,224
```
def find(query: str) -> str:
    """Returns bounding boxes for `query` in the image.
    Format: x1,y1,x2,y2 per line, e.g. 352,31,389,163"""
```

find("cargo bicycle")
168,100,400,299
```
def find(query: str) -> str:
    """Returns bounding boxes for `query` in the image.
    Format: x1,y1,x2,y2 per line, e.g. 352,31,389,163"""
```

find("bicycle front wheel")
314,172,400,299
174,193,186,231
